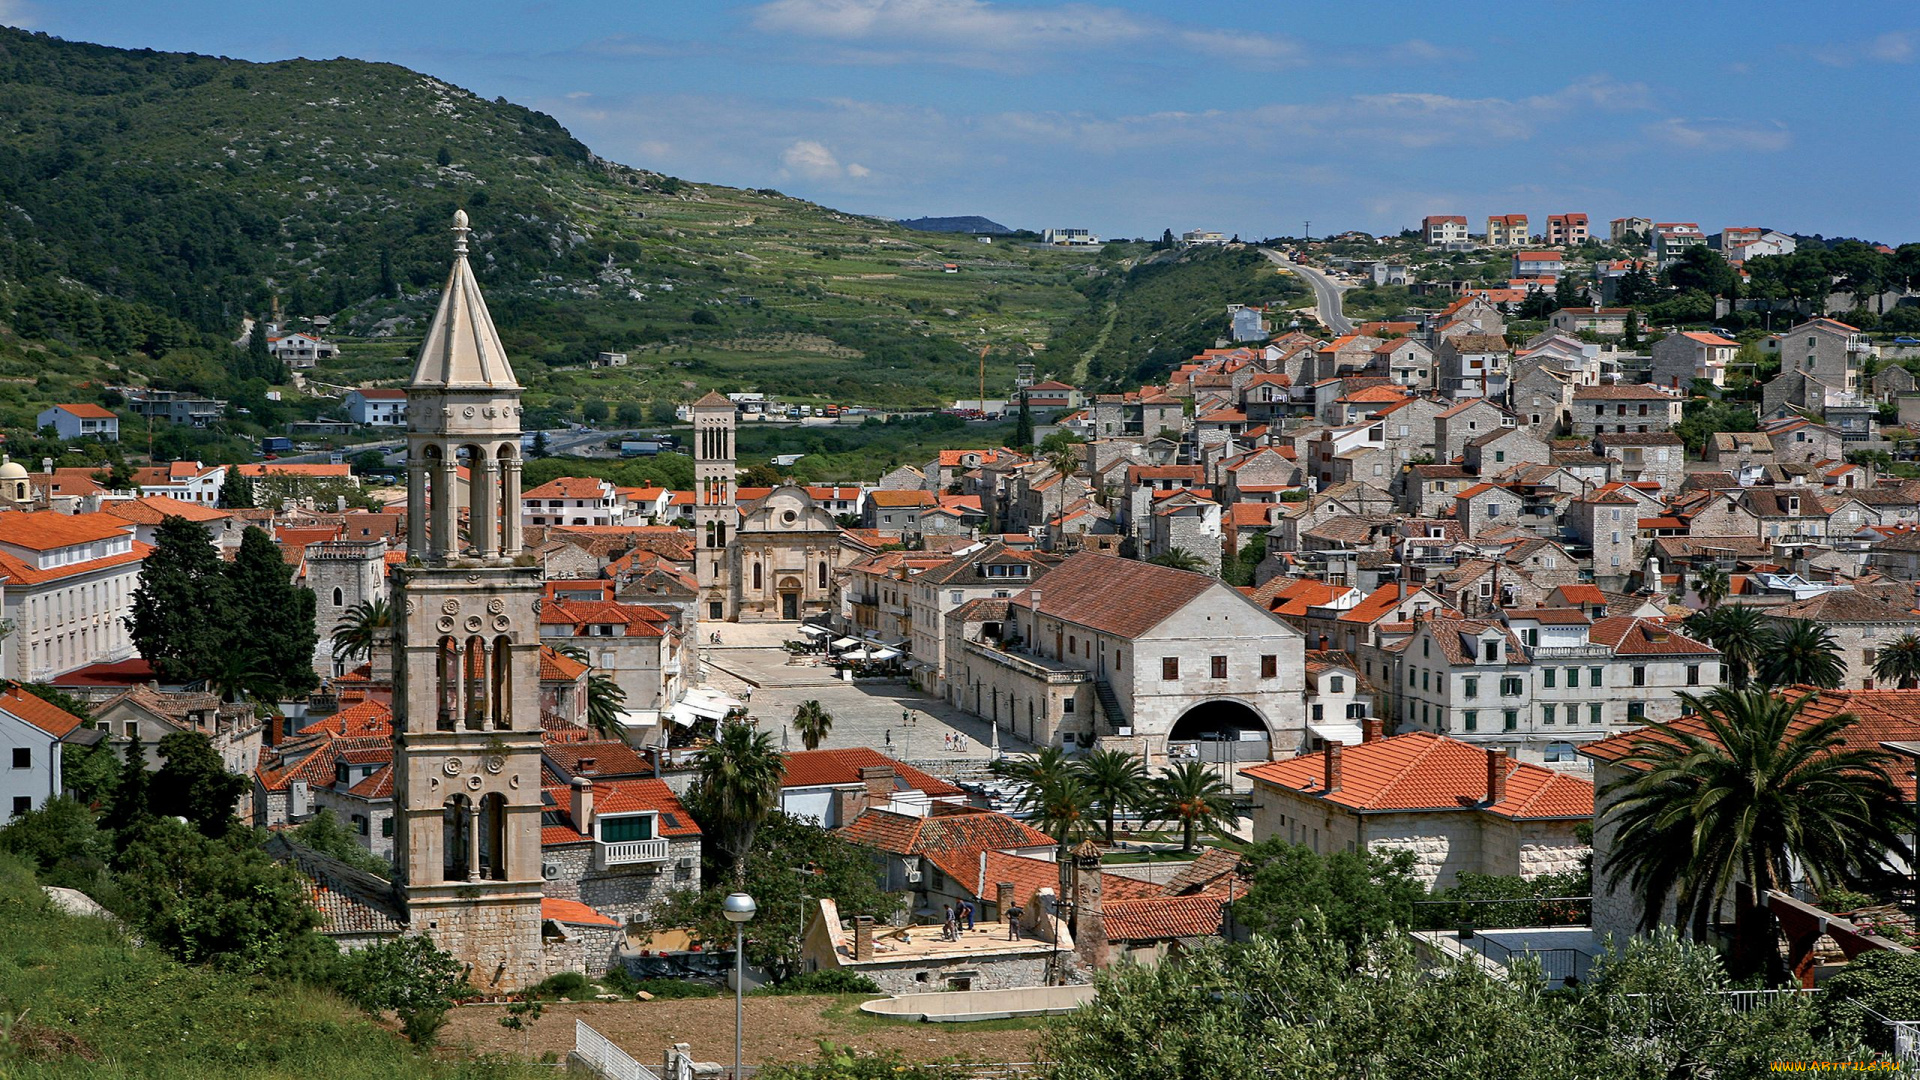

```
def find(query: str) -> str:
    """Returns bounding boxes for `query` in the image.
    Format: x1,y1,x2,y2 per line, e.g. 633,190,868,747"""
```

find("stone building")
941,552,1306,766
1242,730,1593,888
307,539,391,678
1759,586,1920,690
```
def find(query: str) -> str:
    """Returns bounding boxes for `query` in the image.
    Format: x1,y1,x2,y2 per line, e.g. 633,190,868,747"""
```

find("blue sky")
9,1,1919,242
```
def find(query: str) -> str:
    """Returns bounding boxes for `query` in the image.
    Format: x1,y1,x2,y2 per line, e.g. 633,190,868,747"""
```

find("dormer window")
598,814,655,843
1482,639,1501,662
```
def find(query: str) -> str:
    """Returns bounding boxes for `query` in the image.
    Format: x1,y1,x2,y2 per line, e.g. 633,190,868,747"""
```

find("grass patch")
0,853,546,1079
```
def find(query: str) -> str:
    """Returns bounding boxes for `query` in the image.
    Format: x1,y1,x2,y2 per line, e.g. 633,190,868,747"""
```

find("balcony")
597,839,670,869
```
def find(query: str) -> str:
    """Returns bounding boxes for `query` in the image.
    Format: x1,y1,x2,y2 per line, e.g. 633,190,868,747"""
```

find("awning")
1308,722,1364,747
839,648,871,661
614,708,661,731
831,637,862,649
797,624,829,638
869,648,902,661
672,689,746,723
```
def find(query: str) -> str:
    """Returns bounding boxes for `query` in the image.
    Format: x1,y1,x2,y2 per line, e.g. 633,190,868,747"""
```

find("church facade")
691,393,855,622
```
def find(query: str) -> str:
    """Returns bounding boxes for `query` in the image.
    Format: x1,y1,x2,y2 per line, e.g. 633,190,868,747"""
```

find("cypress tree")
217,470,255,509
226,526,318,700
1010,392,1034,449
127,517,232,683
104,731,151,832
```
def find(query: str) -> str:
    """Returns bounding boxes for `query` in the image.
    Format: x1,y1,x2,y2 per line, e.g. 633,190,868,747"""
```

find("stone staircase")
1094,680,1127,731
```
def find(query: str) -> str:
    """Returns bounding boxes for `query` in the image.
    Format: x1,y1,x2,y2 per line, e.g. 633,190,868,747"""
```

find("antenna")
1303,220,1312,243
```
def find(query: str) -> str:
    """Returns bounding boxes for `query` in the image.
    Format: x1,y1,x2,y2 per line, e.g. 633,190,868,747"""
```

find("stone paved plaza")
689,620,1036,765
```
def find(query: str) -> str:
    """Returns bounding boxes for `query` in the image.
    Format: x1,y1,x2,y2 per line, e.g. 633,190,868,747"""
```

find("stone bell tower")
690,390,737,621
390,210,544,990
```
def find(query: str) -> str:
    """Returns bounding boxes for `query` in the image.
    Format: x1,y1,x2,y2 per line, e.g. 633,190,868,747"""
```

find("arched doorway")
777,575,802,620
1167,699,1270,765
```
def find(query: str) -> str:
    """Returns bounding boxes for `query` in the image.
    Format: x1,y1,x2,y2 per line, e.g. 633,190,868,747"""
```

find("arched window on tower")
464,636,488,729
437,637,459,731
479,793,507,881
332,587,344,607
818,561,827,590
753,563,762,591
491,635,512,729
443,795,472,881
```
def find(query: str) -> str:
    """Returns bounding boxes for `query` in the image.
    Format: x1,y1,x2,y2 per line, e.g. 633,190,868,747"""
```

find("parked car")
1894,337,1920,345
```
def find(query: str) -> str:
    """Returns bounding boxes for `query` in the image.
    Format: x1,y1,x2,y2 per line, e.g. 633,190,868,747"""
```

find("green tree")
1149,760,1235,853
151,731,247,838
581,398,609,424
641,811,902,981
127,516,234,683
0,796,112,890
329,597,392,667
1820,950,1920,1053
1146,548,1203,572
1685,603,1768,689
687,720,784,885
1008,392,1034,450
217,469,255,509
1690,565,1730,612
1759,619,1846,688
103,729,152,832
62,738,121,808
1232,838,1424,947
290,808,393,877
113,818,323,972
1872,632,1920,689
225,526,319,699
792,699,833,751
1665,245,1739,298
584,670,627,738
1074,748,1147,845
530,429,551,458
337,935,469,1045
1600,687,1912,977
615,400,645,425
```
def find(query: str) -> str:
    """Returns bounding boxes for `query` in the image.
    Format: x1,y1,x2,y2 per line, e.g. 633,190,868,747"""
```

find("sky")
7,1,1919,243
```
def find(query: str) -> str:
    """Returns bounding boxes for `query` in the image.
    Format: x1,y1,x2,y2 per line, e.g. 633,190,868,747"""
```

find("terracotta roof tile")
1102,894,1228,941
0,687,85,738
780,748,962,797
1242,731,1593,819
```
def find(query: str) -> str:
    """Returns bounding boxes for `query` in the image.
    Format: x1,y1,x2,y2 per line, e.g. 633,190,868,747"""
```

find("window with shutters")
1162,657,1179,680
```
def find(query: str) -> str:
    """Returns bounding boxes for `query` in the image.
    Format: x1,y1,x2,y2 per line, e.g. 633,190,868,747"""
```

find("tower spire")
452,208,471,258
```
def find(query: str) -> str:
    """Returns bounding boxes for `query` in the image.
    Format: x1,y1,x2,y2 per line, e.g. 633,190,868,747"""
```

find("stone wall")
541,838,702,928
859,954,1067,995
541,922,626,978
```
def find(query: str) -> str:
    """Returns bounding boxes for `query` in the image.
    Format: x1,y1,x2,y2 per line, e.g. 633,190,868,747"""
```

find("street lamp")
721,892,757,1080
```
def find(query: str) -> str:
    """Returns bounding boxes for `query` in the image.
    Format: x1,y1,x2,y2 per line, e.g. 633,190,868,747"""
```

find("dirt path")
443,995,1050,1068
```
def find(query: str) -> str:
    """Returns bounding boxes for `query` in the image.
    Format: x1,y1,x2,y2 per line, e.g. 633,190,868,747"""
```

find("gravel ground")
442,995,1049,1068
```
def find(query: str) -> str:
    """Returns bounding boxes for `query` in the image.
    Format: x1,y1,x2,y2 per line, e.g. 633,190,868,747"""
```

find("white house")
0,512,144,682
345,388,409,427
0,686,90,818
267,332,338,368
37,404,120,442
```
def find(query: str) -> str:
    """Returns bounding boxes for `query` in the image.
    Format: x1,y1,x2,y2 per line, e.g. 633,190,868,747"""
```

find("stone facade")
540,836,703,928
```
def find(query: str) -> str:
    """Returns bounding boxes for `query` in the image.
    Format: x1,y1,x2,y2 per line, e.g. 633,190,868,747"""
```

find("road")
1261,248,1353,335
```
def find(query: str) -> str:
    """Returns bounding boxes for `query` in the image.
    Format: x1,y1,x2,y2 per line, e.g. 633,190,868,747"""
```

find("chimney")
1361,717,1381,744
1485,749,1508,805
1324,741,1343,792
853,915,874,961
570,777,594,834
858,764,895,800
577,757,598,775
996,881,1016,921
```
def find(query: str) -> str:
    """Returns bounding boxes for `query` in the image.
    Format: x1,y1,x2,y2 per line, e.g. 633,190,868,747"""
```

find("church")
690,392,860,622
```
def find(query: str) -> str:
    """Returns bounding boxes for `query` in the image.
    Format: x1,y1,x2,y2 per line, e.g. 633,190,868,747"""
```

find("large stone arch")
1166,697,1271,764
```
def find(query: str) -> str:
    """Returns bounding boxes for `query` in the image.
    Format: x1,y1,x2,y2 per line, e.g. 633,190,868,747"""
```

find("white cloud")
779,138,870,181
749,0,1147,49
1814,30,1914,66
1645,117,1791,153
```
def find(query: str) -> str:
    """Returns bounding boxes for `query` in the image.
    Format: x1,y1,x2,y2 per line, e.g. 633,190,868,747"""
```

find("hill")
897,216,1015,235
0,27,1096,411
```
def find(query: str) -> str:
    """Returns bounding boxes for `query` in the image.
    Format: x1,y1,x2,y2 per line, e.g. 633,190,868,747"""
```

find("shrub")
757,969,882,996
531,970,594,1001
627,977,724,999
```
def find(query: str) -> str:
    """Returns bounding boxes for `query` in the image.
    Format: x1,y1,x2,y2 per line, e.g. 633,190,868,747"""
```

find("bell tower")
691,390,737,621
390,210,544,990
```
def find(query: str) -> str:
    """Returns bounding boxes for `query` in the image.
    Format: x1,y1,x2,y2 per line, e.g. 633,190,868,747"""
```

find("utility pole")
978,345,988,415
1303,220,1311,244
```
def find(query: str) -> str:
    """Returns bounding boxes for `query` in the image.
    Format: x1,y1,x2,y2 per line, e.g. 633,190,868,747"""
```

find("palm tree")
1147,548,1203,573
1687,604,1769,689
1149,761,1237,853
1601,687,1912,977
1759,619,1846,689
792,700,833,751
1872,632,1920,689
690,720,785,886
1075,748,1148,845
1690,566,1730,612
584,671,627,737
329,597,393,666
1027,773,1100,862
205,646,270,703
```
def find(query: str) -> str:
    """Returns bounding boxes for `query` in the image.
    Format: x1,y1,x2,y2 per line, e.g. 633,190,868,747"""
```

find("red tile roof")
0,687,85,738
1011,552,1222,638
543,740,654,780
539,646,590,682
779,748,962,797
542,898,621,927
1243,732,1593,819
0,511,134,550
102,495,231,525
50,403,117,419
1586,616,1719,656
840,807,1052,858
1102,894,1228,941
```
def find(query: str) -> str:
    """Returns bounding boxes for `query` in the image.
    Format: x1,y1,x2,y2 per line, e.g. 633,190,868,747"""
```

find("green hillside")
0,26,1097,410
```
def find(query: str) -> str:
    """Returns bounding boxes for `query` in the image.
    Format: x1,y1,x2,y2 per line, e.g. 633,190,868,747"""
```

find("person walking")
943,904,957,941
884,729,892,748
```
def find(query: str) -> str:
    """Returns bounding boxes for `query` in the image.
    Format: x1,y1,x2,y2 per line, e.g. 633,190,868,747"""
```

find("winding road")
1261,248,1353,336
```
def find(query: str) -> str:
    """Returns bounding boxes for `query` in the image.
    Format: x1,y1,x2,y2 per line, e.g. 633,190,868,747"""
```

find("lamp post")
721,892,757,1079
901,708,914,760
